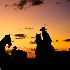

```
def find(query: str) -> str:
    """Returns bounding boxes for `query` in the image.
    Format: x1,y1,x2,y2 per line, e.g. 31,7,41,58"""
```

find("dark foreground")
0,57,70,70
0,27,70,69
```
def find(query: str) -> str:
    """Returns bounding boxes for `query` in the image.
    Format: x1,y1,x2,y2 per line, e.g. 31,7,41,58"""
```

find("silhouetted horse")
0,34,12,53
0,34,12,65
35,33,51,59
35,33,45,59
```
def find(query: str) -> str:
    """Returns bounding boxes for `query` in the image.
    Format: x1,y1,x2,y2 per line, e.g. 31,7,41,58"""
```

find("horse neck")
36,40,42,46
0,38,6,50
1,38,6,44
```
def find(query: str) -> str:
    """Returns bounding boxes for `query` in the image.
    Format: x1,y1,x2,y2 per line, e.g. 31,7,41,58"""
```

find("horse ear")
9,34,10,36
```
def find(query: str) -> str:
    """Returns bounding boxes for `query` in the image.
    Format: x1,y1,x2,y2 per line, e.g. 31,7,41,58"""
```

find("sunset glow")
0,0,70,58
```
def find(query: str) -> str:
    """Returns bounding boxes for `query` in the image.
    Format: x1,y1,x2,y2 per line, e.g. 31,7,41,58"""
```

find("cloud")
63,39,70,42
25,27,33,30
31,37,35,39
15,38,23,39
3,18,6,19
14,34,27,39
16,0,27,10
27,36,35,39
53,27,55,28
31,48,36,51
5,5,10,7
11,40,15,42
67,0,70,2
5,0,27,10
29,0,44,6
19,29,23,30
56,2,60,4
56,40,58,42
30,41,36,44
5,0,44,10
60,19,62,21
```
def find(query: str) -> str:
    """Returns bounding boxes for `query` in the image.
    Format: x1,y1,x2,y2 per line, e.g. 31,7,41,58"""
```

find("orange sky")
0,0,70,58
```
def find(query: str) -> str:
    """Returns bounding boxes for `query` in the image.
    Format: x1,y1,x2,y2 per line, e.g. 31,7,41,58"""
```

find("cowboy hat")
40,27,47,31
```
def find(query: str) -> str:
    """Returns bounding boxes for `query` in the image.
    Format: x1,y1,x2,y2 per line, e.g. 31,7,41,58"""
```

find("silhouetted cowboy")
40,27,52,44
40,27,54,58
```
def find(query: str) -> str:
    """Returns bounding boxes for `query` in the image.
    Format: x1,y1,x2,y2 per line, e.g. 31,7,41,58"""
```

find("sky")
0,0,70,58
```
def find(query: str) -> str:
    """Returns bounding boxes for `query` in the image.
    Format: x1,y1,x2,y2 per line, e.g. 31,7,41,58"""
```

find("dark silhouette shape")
11,46,27,59
1,27,70,68
17,49,27,58
40,27,52,44
36,27,54,58
40,27,54,54
0,34,12,67
35,33,43,58
0,34,12,53
11,46,17,58
13,46,17,49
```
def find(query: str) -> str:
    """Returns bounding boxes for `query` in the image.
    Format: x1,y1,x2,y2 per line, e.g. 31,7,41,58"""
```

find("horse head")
5,34,12,48
35,33,42,43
